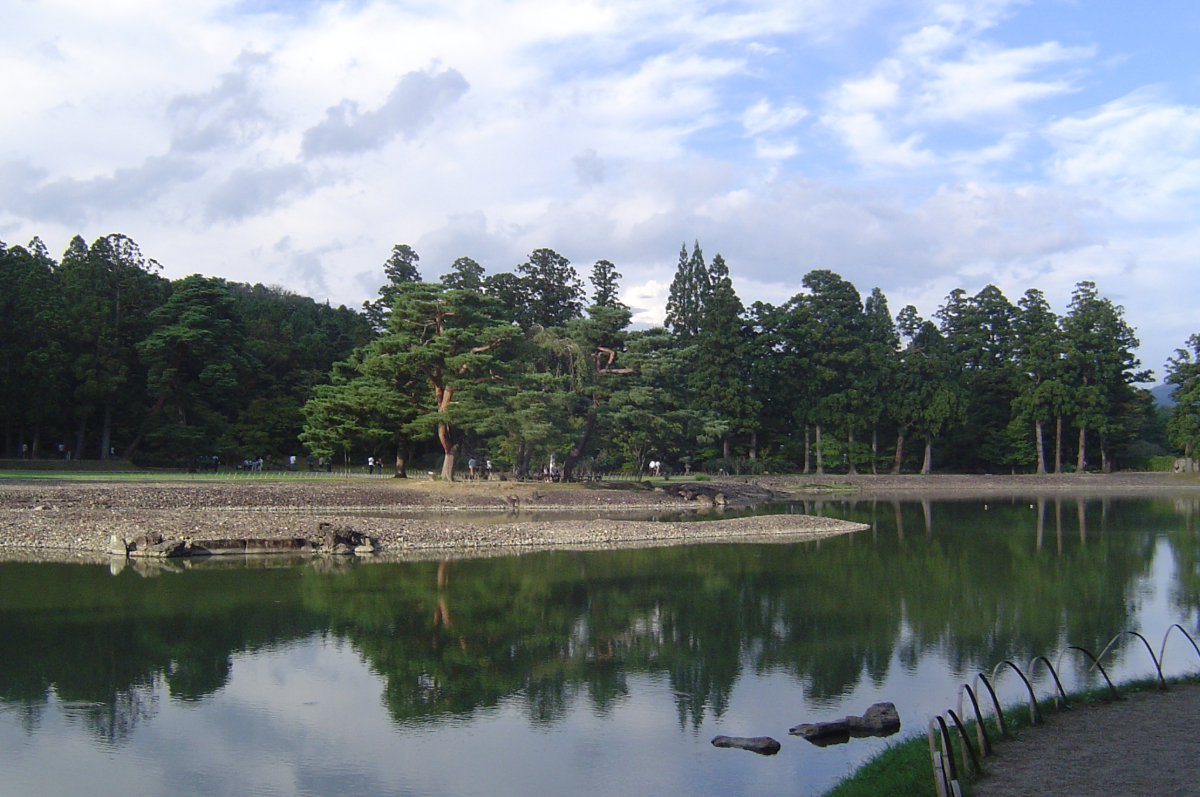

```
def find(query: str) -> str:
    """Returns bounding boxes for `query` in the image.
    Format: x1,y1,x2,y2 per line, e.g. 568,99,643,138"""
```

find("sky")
3,0,1200,380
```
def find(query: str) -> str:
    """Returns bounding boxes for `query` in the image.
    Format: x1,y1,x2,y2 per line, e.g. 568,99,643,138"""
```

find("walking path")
970,683,1200,797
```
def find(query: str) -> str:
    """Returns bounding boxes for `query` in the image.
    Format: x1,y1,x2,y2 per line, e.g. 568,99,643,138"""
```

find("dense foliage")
299,240,1165,477
2,234,1181,473
0,235,371,467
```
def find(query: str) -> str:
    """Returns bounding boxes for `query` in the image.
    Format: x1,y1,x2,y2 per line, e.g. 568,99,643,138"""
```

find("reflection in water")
1,497,1198,797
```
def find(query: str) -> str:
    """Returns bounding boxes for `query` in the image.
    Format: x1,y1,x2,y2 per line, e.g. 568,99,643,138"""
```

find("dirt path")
970,684,1200,797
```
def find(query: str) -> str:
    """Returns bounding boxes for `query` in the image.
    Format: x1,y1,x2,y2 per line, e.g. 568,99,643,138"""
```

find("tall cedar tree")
1061,282,1151,472
664,242,710,339
1012,289,1067,473
58,234,167,460
1166,335,1200,467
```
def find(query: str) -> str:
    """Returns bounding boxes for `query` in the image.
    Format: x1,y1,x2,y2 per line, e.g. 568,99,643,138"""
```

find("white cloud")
1046,92,1200,221
2,0,1199,377
741,98,809,136
821,0,1089,169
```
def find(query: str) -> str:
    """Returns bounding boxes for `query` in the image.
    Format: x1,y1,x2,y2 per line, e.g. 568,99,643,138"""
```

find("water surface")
2,496,1200,797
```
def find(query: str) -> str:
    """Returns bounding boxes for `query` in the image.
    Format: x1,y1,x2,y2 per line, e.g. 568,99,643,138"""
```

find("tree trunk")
921,436,933,475
75,413,88,460
1101,442,1111,473
1035,419,1046,475
892,429,905,474
749,430,758,460
394,437,408,478
563,409,598,482
1076,425,1086,474
803,427,811,474
438,421,457,480
1054,415,1063,474
31,425,41,460
722,436,730,460
847,428,857,475
122,393,168,461
815,424,824,475
871,425,878,475
100,397,113,460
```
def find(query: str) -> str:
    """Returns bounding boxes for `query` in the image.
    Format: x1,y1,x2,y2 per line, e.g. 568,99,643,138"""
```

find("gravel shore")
0,477,866,560
5,471,1195,561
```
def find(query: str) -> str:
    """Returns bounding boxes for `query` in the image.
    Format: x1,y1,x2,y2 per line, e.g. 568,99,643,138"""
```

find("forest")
2,234,1196,476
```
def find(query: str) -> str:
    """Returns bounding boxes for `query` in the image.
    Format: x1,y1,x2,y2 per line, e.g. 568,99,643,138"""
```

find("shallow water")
2,496,1200,797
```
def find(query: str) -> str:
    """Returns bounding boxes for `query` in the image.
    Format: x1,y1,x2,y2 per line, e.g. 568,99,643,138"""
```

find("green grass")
823,734,936,797
821,673,1200,797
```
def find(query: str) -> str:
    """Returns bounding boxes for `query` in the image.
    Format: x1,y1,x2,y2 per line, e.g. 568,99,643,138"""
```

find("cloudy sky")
3,0,1199,378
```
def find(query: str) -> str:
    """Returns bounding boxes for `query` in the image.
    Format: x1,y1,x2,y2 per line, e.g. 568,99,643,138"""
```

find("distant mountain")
1151,383,1176,407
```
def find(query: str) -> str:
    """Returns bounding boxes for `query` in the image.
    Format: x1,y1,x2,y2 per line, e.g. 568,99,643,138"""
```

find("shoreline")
1,472,1197,561
0,476,866,560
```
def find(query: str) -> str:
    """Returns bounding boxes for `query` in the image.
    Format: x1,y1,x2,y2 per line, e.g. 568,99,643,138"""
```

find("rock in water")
788,719,852,746
854,702,900,734
790,702,900,746
710,735,781,755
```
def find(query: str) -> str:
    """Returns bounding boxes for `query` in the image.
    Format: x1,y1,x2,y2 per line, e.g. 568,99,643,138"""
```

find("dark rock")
315,523,375,554
711,735,781,755
790,702,900,746
789,718,852,741
854,702,900,734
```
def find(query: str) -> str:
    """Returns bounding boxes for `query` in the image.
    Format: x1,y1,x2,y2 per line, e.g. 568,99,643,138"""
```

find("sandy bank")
0,477,865,559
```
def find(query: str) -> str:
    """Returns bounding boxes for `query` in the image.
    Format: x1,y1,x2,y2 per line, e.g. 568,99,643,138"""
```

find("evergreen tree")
1166,334,1200,467
363,244,422,331
441,257,485,292
664,242,710,338
370,280,517,479
937,285,1020,471
861,287,898,473
132,275,253,461
0,239,68,458
1061,282,1151,472
1011,289,1065,473
688,254,756,460
801,270,866,474
58,234,167,459
518,248,586,329
589,259,624,309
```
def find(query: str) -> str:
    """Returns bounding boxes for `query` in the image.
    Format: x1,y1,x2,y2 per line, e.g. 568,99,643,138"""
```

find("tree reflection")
0,497,1190,742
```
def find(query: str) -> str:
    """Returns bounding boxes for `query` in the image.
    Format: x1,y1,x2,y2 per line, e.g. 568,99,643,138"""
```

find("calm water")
3,496,1200,797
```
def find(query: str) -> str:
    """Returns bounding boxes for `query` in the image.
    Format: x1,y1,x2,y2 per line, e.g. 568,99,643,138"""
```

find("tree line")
301,241,1171,478
3,234,1189,475
0,235,371,466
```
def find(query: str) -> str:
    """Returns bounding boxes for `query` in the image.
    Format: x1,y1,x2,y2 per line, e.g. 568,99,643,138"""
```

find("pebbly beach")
0,475,869,561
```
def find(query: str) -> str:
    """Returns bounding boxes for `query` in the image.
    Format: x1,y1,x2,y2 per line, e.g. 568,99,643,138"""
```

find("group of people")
466,458,493,479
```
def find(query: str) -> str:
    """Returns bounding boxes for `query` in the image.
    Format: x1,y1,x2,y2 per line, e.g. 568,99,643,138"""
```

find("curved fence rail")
929,623,1200,797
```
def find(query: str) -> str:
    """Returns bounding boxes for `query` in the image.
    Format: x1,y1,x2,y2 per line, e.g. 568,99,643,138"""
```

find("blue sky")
3,0,1198,379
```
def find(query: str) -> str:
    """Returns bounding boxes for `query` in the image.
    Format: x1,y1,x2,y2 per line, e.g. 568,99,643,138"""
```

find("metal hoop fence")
928,623,1200,797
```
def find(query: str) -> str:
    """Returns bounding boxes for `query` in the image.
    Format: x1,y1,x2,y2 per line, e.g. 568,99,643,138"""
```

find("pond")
2,495,1200,797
